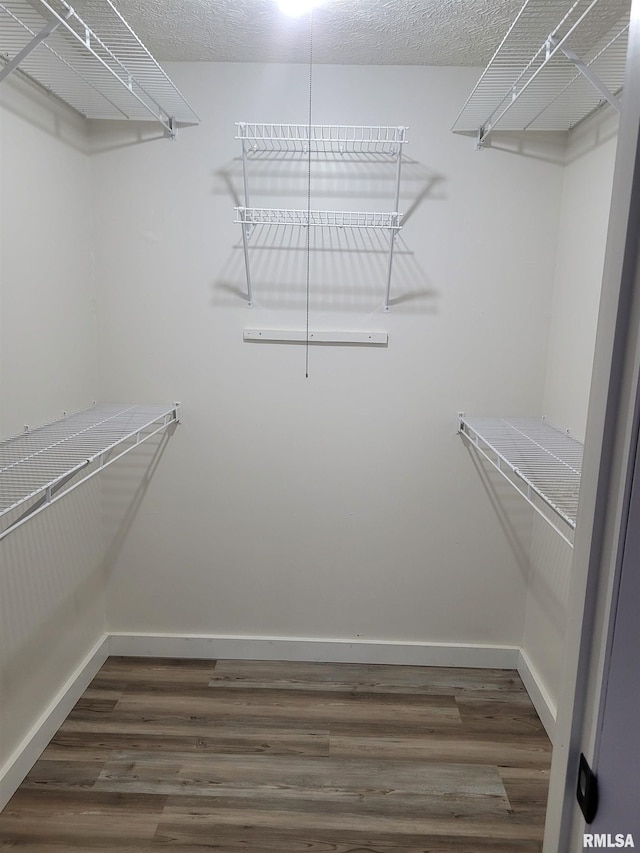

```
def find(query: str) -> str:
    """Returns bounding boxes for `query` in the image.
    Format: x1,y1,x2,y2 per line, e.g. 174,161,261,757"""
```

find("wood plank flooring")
0,658,552,851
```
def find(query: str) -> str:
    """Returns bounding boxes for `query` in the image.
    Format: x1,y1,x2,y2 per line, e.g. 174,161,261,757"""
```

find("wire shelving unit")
0,0,199,137
0,402,181,541
235,208,402,230
452,0,631,148
458,414,584,546
235,122,408,310
237,123,406,155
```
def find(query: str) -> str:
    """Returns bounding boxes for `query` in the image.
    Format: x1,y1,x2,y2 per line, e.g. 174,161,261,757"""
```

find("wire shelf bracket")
0,402,181,542
235,122,407,310
458,414,584,547
0,0,199,138
452,0,631,149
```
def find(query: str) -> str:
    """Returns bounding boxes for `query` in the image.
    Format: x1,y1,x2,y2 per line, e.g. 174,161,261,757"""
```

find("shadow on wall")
101,429,174,577
463,444,574,637
0,73,90,155
211,153,445,314
464,447,534,583
464,130,568,165
0,431,172,744
0,481,104,761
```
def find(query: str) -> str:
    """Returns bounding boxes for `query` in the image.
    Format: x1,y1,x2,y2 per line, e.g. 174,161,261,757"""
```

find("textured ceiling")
104,0,525,65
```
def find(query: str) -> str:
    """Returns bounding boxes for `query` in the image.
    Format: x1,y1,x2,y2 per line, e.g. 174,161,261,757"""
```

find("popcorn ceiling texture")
105,0,525,65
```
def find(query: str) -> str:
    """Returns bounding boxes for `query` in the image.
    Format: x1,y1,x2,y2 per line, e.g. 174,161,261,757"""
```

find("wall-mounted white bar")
458,414,583,548
244,329,388,345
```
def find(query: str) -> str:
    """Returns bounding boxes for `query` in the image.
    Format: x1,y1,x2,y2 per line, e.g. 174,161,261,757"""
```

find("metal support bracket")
383,125,406,312
0,9,70,83
164,117,178,140
548,35,622,112
238,125,254,306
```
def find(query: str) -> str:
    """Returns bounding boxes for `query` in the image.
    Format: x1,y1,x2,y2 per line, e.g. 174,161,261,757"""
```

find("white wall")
522,108,618,719
542,110,619,443
92,64,564,651
0,77,105,790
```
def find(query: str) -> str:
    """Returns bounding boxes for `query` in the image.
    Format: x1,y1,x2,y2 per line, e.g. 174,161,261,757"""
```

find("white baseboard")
0,634,110,812
109,632,520,669
517,648,557,743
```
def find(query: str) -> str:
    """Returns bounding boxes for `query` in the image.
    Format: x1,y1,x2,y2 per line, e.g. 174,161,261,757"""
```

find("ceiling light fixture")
277,0,327,17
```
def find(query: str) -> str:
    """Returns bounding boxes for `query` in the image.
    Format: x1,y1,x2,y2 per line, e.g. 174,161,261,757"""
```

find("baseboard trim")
517,648,557,743
0,634,110,812
108,632,520,669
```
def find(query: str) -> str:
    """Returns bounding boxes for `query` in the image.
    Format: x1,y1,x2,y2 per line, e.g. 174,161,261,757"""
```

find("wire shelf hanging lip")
458,414,584,546
0,402,180,540
235,207,402,230
0,0,199,133
236,122,408,154
451,0,631,142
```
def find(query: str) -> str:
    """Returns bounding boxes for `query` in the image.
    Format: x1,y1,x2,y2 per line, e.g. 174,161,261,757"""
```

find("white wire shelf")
235,207,402,230
237,123,407,155
452,0,631,145
0,0,199,136
0,402,180,541
459,415,584,546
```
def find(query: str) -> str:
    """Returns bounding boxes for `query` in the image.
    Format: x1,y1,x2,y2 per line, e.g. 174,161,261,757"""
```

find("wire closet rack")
235,123,408,309
458,415,584,547
0,402,180,541
452,0,631,148
237,123,406,155
0,0,199,137
235,208,402,230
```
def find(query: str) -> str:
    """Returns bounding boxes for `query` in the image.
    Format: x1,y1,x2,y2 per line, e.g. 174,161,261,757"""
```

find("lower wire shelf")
0,402,180,541
458,414,583,547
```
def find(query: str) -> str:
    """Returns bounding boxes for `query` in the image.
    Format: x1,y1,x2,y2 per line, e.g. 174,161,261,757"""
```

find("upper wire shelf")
459,415,583,546
0,0,199,136
235,207,402,230
452,0,631,146
237,123,408,155
0,402,180,541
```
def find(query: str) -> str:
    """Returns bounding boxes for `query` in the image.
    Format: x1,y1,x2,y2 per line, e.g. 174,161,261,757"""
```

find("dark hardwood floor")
0,658,552,851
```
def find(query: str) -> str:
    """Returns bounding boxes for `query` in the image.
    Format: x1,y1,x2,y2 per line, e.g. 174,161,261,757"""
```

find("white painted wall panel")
542,110,619,443
92,64,563,648
523,108,618,716
0,78,105,775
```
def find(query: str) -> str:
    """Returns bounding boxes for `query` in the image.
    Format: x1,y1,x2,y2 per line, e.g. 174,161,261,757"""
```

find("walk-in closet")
1,0,639,850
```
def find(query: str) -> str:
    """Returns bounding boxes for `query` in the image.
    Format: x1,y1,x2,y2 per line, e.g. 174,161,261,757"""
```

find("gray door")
589,424,640,842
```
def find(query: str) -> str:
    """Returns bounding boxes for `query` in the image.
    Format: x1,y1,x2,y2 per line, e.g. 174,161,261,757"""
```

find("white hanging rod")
0,402,181,542
458,414,583,547
452,0,631,146
237,123,407,154
0,0,199,136
235,207,402,230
